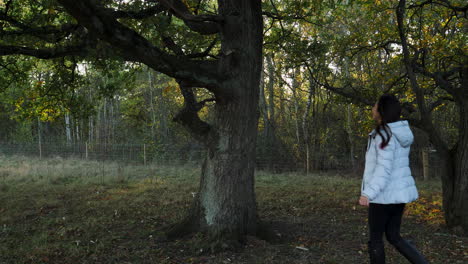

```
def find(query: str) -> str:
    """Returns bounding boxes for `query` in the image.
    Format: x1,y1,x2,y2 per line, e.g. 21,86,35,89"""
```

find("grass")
0,155,466,264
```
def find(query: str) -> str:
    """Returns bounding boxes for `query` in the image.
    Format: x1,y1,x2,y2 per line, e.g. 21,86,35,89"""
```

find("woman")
359,94,428,264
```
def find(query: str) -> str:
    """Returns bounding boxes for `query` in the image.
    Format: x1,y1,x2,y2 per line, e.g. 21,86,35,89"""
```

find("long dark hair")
375,94,402,149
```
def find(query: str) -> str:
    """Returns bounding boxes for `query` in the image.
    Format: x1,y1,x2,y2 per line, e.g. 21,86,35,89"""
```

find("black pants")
367,203,429,263
368,203,405,245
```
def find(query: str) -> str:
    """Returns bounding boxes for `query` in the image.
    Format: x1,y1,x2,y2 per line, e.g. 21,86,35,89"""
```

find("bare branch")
305,65,374,106
347,40,401,57
409,0,468,14
186,38,218,59
163,36,219,59
106,5,166,19
397,0,451,154
0,44,88,59
157,0,221,35
173,80,218,149
162,36,185,56
0,23,83,44
412,59,462,98
429,96,455,112
397,0,430,118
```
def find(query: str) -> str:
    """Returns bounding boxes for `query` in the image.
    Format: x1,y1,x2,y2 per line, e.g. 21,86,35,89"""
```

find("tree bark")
441,88,468,234
450,99,468,233
169,0,263,246
197,0,261,239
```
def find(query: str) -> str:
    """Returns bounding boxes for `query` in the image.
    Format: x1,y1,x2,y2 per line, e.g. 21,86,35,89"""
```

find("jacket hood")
387,120,414,147
369,120,414,147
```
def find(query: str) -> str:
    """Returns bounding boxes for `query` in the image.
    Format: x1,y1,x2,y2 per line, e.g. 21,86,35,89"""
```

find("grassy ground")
0,155,466,264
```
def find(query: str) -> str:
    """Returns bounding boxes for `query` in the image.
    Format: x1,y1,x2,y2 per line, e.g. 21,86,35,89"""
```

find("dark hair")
375,94,402,149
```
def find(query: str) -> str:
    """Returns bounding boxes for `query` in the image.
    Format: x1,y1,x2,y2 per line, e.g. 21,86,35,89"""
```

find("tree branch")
157,0,221,35
0,23,80,36
413,63,461,98
347,40,401,57
262,10,323,27
397,0,430,118
186,38,218,59
429,96,454,112
106,5,166,19
305,65,374,106
408,0,468,14
173,80,218,149
0,23,84,44
0,44,88,59
397,0,450,155
56,0,222,92
162,36,185,56
163,36,219,59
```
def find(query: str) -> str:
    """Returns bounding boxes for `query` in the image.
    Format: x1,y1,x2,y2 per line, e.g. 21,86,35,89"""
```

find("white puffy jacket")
361,120,419,204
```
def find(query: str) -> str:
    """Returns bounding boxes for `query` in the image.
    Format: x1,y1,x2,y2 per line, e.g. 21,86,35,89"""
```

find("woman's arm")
361,135,396,200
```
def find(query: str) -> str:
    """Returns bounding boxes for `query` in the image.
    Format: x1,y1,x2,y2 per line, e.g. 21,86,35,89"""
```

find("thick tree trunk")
169,0,263,246
195,97,259,239
199,0,261,238
441,100,468,234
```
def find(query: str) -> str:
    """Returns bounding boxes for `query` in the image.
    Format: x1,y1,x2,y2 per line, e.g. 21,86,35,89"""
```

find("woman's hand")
359,196,369,207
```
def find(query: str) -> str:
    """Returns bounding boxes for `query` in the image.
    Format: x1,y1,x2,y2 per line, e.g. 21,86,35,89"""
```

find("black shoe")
393,239,429,264
368,241,385,264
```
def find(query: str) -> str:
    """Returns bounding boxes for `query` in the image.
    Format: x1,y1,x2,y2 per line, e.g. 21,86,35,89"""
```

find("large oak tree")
1,0,263,245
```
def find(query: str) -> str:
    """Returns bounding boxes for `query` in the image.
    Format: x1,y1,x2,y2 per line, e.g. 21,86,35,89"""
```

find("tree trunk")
441,100,468,234
265,53,276,171
346,105,355,170
302,74,314,174
65,113,72,144
148,67,156,140
169,0,263,246
292,67,301,149
88,116,94,144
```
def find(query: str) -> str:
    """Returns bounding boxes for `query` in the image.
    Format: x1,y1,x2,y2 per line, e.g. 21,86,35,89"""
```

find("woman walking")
359,94,428,264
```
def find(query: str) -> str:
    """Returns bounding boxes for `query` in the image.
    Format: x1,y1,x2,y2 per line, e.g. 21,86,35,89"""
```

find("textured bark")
169,0,263,244
441,99,468,234
194,0,262,240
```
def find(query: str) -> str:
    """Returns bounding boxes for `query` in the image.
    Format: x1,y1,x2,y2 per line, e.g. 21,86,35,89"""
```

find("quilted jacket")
361,120,419,204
